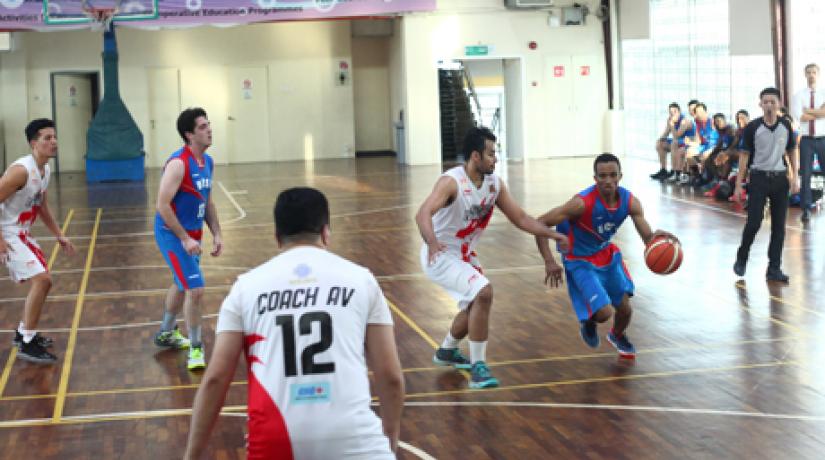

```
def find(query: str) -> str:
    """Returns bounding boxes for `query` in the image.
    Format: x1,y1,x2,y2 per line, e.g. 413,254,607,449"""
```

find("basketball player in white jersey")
0,119,76,364
415,127,569,389
185,187,403,460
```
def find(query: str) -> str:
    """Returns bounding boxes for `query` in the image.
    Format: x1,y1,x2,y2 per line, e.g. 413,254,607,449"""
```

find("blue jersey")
666,114,686,141
154,146,214,241
557,185,632,268
695,118,716,152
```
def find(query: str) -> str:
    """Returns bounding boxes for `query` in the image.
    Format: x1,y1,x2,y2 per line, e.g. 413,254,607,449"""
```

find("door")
544,56,576,157
572,55,607,157
227,66,271,163
53,74,94,171
148,68,181,168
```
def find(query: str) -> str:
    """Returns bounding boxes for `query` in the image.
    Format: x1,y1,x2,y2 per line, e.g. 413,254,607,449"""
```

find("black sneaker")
650,168,667,179
12,331,53,348
733,259,746,277
17,339,57,364
766,268,789,283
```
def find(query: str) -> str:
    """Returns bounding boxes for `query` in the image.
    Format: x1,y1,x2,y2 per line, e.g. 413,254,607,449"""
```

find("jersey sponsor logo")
195,177,210,190
187,274,201,279
290,382,331,404
294,264,312,278
463,203,493,222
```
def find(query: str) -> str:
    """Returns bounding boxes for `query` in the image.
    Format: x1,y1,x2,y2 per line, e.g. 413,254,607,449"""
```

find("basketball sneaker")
606,331,636,358
12,331,53,348
17,339,57,364
154,326,191,350
187,346,206,370
469,361,499,389
579,320,600,348
432,348,472,369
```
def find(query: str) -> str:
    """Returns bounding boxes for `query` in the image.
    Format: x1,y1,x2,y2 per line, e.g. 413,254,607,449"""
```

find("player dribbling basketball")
535,154,679,358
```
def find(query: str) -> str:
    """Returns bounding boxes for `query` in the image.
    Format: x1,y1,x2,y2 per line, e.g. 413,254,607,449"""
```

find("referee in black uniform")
733,87,799,283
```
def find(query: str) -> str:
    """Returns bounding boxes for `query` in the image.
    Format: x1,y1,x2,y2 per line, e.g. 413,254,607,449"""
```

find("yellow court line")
0,334,800,403
0,361,796,429
0,209,74,399
386,299,440,349
404,360,796,399
387,299,472,381
52,208,102,422
734,281,825,320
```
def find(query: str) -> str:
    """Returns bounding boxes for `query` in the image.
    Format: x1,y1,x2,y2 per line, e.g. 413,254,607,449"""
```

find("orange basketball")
644,236,682,275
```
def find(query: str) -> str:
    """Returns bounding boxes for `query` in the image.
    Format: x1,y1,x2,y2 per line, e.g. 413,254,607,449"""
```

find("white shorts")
3,233,47,283
420,245,489,310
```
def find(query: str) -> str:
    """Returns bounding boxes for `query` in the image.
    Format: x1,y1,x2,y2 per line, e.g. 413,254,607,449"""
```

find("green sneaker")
432,348,472,369
469,361,499,389
187,346,206,370
154,326,190,350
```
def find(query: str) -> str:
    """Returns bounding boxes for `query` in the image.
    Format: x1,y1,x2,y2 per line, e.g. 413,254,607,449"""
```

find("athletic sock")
160,312,177,332
469,340,487,364
441,331,460,349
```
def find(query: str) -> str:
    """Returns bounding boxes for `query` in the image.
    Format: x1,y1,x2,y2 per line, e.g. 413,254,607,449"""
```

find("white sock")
441,332,460,349
17,324,35,343
469,340,487,364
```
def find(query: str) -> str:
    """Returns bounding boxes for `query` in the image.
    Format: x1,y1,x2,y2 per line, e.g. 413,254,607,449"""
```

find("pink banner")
0,0,436,30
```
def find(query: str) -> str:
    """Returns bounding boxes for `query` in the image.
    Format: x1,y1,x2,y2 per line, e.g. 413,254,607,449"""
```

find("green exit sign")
465,45,489,56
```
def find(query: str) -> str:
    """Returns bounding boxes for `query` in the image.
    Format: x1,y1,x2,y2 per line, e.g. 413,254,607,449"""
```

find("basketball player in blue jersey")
535,154,679,358
153,108,223,370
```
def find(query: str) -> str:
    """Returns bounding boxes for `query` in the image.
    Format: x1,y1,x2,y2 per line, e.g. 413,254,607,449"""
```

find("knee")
475,284,493,307
33,273,52,290
593,307,612,323
187,287,205,303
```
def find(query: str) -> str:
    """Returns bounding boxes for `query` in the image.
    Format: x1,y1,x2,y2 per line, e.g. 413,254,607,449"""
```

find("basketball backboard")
43,0,159,26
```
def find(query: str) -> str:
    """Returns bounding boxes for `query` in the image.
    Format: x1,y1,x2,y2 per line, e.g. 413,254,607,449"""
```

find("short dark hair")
736,109,749,118
668,102,680,110
274,187,329,243
593,153,621,174
25,118,55,143
176,107,208,143
462,126,496,160
687,99,700,107
713,113,726,120
760,87,781,99
695,102,707,112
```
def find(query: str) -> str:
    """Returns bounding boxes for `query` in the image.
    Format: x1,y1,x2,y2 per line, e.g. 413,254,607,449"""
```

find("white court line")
400,401,825,422
661,194,814,234
217,181,247,224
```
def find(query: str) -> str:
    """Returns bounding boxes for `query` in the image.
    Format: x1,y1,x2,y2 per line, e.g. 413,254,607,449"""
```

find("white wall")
398,0,608,164
352,36,392,152
729,0,772,56
0,21,356,168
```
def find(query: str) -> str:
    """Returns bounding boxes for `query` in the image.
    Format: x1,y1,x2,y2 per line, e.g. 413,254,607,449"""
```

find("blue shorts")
155,227,204,291
564,252,634,322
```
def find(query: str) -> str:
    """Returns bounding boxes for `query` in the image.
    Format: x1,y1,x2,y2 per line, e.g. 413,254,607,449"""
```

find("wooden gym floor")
0,156,824,459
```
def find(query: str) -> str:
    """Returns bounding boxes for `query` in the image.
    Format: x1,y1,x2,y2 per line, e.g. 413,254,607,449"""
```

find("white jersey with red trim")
431,166,500,260
217,246,395,460
0,155,49,237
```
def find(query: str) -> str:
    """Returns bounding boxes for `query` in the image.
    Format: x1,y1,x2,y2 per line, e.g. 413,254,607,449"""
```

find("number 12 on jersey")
276,312,335,377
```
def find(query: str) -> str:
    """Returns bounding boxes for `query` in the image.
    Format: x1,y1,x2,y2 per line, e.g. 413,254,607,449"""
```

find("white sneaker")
678,173,691,184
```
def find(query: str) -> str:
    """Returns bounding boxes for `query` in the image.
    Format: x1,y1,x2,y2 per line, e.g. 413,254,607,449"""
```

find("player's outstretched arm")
534,196,583,287
629,197,678,245
184,331,243,460
366,323,404,453
0,166,28,259
415,176,456,264
495,181,568,247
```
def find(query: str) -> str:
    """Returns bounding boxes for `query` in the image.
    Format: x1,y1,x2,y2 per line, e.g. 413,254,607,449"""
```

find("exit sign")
465,45,489,56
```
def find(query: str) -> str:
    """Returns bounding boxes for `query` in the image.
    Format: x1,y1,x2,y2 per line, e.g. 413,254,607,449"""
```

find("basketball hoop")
82,0,121,32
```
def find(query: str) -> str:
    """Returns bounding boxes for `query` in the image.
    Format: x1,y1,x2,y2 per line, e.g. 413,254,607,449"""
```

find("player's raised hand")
183,237,202,256
427,241,447,265
57,235,76,256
